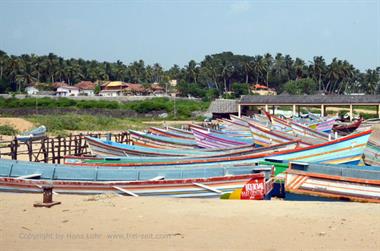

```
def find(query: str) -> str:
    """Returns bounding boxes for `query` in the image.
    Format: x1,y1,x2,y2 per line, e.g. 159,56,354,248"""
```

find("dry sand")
0,193,379,251
0,117,34,131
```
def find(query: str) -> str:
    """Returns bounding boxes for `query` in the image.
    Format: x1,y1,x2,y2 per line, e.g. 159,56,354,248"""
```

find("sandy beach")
0,193,379,251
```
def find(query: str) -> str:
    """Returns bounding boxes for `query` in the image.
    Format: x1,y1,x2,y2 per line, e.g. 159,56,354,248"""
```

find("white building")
74,81,96,96
56,86,80,97
99,89,122,97
25,86,39,95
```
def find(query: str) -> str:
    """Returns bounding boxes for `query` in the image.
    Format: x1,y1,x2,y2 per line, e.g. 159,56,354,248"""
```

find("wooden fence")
0,132,131,164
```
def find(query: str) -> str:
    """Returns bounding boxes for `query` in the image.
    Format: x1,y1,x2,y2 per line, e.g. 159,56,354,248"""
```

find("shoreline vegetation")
0,96,378,135
0,51,379,99
0,97,209,135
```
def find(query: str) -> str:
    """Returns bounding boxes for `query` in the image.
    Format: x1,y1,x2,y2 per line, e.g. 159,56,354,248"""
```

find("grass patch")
0,97,210,120
0,124,18,135
27,114,148,135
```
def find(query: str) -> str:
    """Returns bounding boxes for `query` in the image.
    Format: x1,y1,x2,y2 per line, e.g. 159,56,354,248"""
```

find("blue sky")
0,0,379,70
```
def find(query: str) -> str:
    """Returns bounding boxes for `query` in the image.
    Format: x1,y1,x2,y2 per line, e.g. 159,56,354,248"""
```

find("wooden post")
57,137,61,164
297,105,301,116
41,138,48,163
292,104,296,117
272,105,275,115
68,135,72,156
321,104,325,117
378,104,380,119
265,104,269,112
12,138,18,160
27,139,33,162
238,104,241,118
349,104,353,121
51,138,56,164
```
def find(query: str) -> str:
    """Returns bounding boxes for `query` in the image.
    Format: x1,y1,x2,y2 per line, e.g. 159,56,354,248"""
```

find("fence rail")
0,132,131,163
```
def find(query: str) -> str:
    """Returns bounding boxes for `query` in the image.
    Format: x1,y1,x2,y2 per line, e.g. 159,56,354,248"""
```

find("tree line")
0,50,379,99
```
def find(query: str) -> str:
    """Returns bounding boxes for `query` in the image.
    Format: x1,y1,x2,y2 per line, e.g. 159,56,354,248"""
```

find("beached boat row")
1,112,379,202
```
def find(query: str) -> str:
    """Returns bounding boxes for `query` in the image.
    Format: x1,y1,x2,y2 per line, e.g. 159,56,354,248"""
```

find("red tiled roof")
124,83,145,92
75,81,96,90
253,84,268,89
150,83,164,91
52,82,69,88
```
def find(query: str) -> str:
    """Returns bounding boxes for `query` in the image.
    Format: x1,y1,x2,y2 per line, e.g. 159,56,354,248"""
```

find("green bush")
0,124,18,135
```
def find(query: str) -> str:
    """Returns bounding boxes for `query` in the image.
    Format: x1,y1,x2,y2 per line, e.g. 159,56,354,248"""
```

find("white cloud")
229,1,252,14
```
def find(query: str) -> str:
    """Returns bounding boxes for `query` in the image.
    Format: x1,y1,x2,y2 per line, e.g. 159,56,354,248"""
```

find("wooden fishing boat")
191,127,253,149
248,120,322,147
364,140,380,166
129,130,198,148
16,125,46,142
78,130,372,167
285,162,380,203
148,127,195,140
85,136,298,158
167,126,193,136
264,112,332,141
66,141,299,165
333,118,363,136
189,123,252,138
0,159,273,198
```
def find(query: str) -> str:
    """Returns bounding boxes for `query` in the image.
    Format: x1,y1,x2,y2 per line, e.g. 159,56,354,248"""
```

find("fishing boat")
129,130,198,148
149,127,195,140
247,120,321,147
65,141,298,165
264,112,331,141
0,159,273,198
191,127,254,149
16,125,46,142
77,130,371,167
364,140,380,166
333,118,363,136
285,162,380,203
84,136,298,158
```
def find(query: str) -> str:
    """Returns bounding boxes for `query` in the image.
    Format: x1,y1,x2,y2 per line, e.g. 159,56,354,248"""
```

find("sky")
0,0,379,70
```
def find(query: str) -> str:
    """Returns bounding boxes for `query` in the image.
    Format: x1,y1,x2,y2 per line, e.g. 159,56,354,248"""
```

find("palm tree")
284,55,294,80
185,60,199,84
250,56,266,84
310,56,326,92
263,53,273,87
293,58,306,80
363,69,380,94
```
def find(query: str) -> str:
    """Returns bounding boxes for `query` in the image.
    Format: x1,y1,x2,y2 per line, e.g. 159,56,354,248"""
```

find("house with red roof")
251,84,277,96
74,81,96,96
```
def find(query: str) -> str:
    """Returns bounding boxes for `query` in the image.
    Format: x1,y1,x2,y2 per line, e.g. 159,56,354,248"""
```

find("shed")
208,99,239,119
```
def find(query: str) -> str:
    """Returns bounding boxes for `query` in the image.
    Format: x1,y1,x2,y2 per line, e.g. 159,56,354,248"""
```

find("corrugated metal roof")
240,95,380,104
209,99,239,113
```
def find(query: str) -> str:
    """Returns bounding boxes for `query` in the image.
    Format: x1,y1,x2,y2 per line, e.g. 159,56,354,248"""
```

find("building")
99,81,146,96
169,79,177,87
239,95,380,120
52,82,80,96
123,83,146,96
99,81,125,97
251,84,277,96
74,81,96,96
150,83,165,96
208,99,239,119
25,86,39,95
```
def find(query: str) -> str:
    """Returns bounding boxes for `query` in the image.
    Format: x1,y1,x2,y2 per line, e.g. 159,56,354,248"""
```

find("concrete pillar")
349,105,353,121
293,105,296,117
238,104,241,118
265,104,269,112
321,104,325,117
